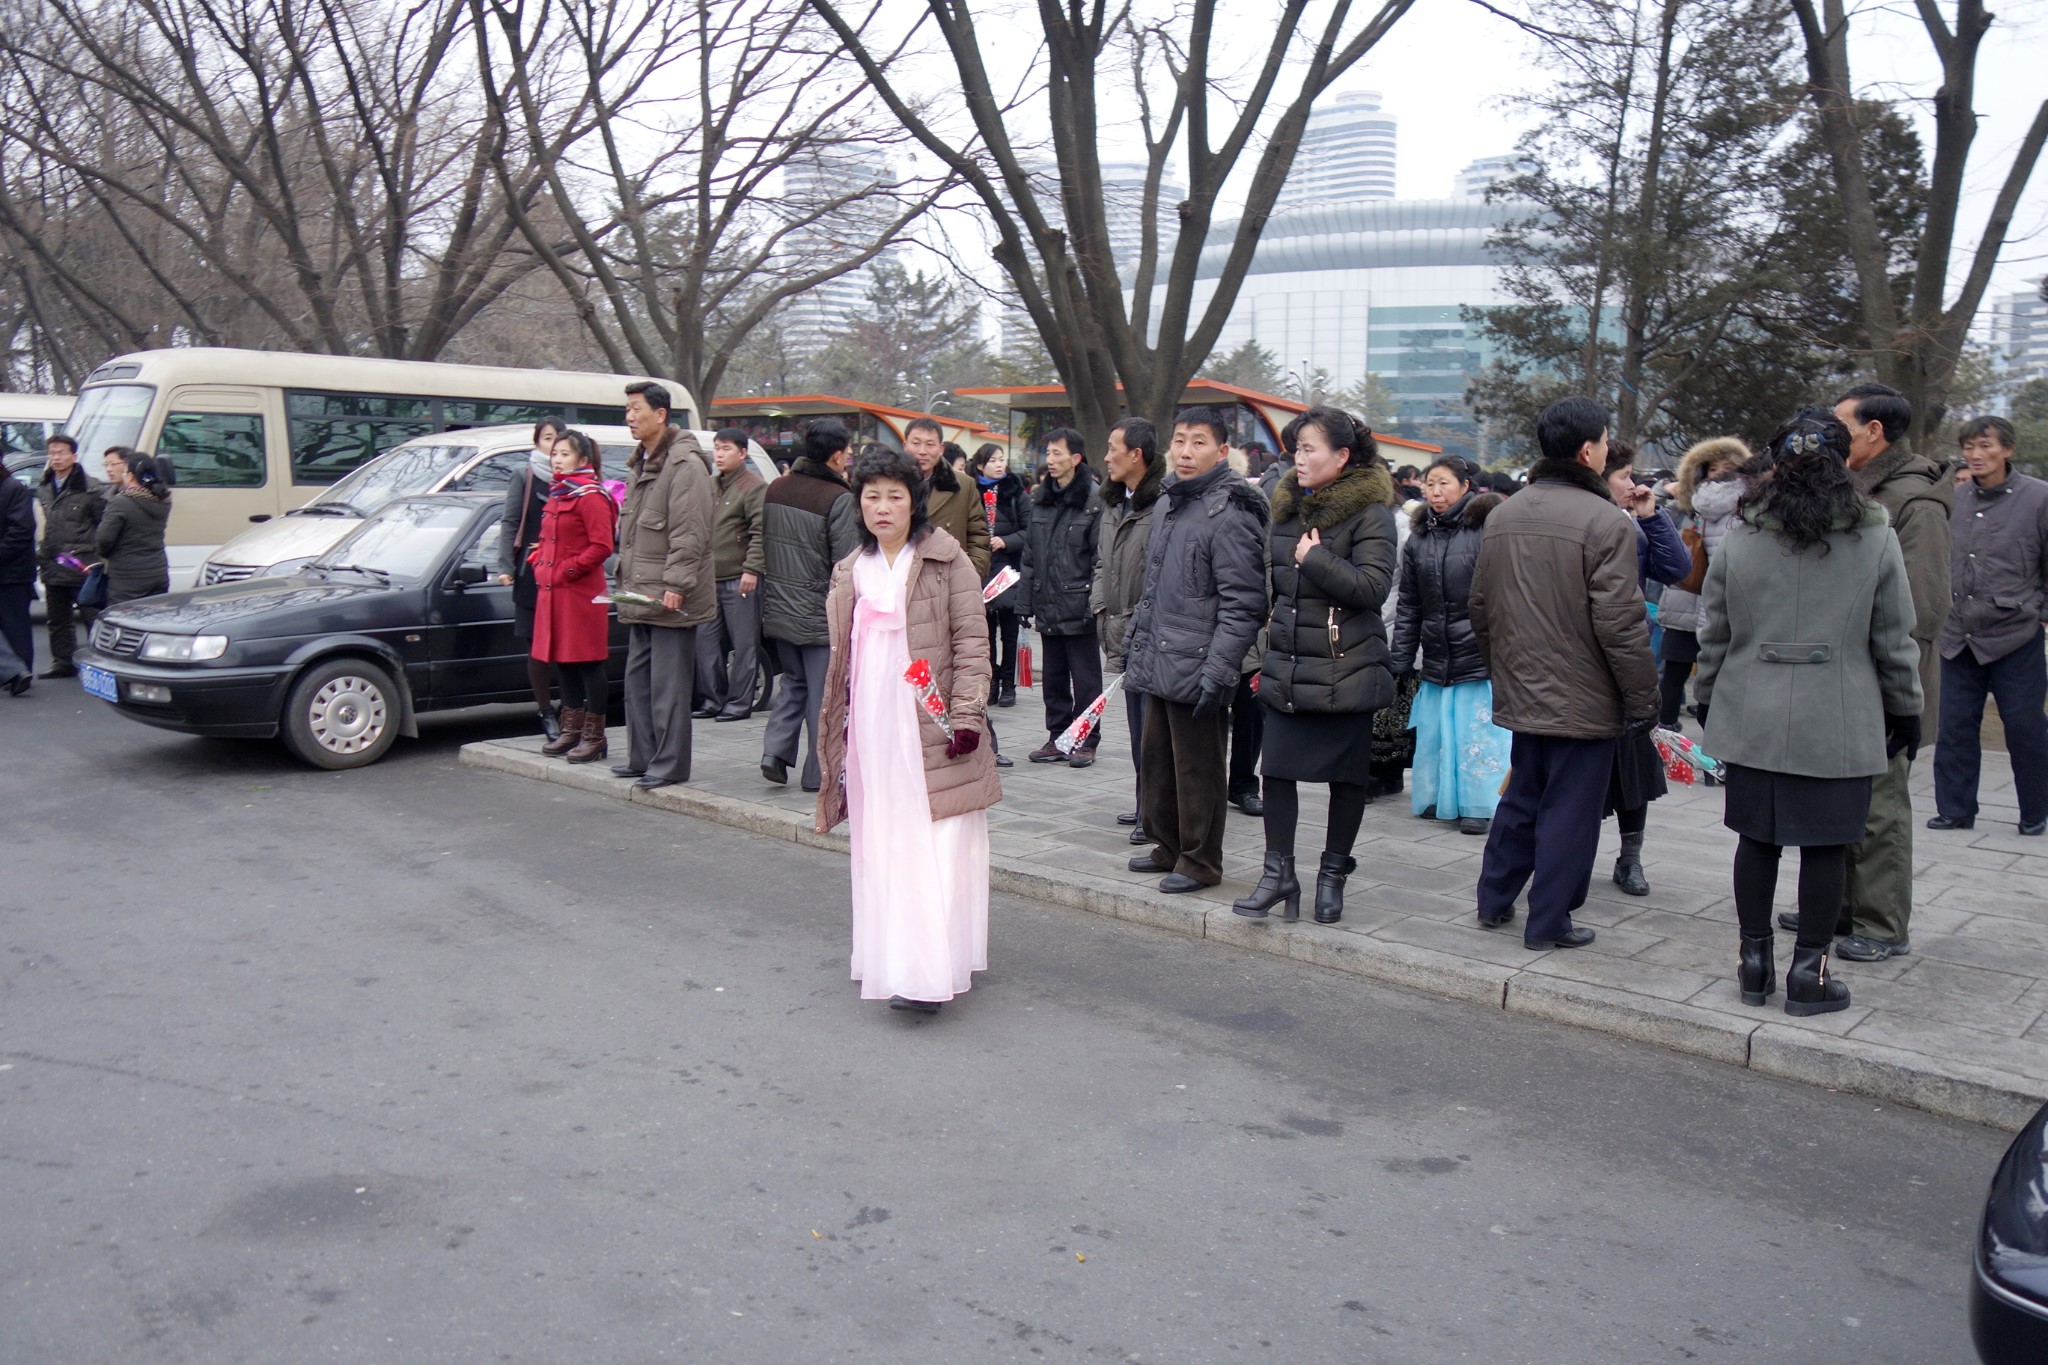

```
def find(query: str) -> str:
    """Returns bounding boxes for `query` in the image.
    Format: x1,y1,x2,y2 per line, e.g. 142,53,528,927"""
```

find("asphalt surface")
0,663,2013,1363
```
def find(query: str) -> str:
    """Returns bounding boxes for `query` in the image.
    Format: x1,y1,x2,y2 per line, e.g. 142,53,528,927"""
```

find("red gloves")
945,729,981,760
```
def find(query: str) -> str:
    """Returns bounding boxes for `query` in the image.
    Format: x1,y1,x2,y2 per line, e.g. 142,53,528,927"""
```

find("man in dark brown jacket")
1469,397,1660,949
693,428,768,721
905,419,992,579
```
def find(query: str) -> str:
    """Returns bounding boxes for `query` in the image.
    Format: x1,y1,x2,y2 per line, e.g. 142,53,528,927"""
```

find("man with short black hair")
693,428,768,722
611,381,717,789
1470,397,1660,950
35,433,106,678
1933,415,2048,838
1810,381,1952,959
1122,407,1269,892
904,417,991,579
1091,416,1164,838
1023,426,1103,767
760,419,860,791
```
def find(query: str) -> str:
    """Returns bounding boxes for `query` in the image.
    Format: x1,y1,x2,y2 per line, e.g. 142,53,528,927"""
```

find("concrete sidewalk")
461,698,2048,1130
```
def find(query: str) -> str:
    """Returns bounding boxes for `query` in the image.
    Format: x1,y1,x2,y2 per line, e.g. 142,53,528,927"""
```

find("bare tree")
468,0,949,405
1789,0,2048,444
0,0,551,364
804,0,1416,456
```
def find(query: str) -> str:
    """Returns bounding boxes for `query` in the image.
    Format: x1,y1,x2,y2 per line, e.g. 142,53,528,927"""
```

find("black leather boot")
1784,942,1850,1017
1231,851,1301,920
1314,852,1356,924
1738,933,1775,1006
538,705,562,743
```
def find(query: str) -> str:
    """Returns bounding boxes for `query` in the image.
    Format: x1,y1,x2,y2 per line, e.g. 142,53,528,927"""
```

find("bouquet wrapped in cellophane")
902,658,954,739
1055,674,1124,755
1652,726,1723,785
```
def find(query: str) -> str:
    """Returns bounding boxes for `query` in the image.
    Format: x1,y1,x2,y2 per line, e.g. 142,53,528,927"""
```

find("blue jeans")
1477,732,1618,943
1936,642,2048,826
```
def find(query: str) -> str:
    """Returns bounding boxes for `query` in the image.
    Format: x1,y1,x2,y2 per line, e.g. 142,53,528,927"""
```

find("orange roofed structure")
953,378,1441,465
711,395,1004,468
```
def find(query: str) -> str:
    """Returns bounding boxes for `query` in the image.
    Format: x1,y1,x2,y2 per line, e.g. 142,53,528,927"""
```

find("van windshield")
63,384,154,462
311,442,481,515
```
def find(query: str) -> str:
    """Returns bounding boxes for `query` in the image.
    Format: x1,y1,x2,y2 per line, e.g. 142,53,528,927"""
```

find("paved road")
0,681,2010,1363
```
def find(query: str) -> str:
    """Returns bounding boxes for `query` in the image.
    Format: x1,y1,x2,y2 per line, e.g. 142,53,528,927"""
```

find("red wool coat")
531,481,617,664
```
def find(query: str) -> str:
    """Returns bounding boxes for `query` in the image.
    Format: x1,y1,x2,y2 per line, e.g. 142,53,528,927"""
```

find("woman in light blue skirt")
1389,458,1511,835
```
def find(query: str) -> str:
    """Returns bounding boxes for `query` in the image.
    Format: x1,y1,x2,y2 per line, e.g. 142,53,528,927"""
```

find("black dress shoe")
996,685,1016,708
888,995,941,1014
761,756,789,785
2023,819,2046,837
1158,873,1210,894
3,674,29,696
1926,813,1974,830
714,710,749,722
1456,817,1490,836
1230,792,1264,816
1128,824,1149,844
691,704,719,719
1525,926,1596,950
38,663,77,679
1128,852,1172,874
993,753,1014,768
1117,811,1140,825
1476,908,1516,929
633,776,677,790
610,764,644,779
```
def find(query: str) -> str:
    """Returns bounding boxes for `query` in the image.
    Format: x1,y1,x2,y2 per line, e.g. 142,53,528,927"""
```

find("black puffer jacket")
0,475,35,587
95,487,172,590
1259,464,1399,716
1123,461,1269,705
1022,464,1099,635
980,472,1028,612
36,466,107,587
1391,490,1503,686
761,456,860,646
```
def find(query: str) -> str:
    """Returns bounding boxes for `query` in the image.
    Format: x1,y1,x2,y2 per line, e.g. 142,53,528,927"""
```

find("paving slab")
459,706,2048,1130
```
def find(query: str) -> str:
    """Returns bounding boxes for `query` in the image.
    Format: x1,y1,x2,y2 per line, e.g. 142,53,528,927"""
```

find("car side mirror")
452,563,488,588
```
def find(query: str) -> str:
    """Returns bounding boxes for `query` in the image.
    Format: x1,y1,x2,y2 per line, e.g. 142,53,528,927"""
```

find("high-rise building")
779,145,904,359
1452,154,1528,201
1991,281,2048,398
1292,90,1397,202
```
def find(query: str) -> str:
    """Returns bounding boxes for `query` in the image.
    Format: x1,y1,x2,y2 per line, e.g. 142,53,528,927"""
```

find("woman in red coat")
533,429,618,763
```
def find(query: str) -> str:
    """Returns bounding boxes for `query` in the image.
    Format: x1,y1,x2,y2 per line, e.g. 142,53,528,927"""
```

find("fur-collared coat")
815,527,1002,831
1391,488,1504,686
1258,462,1401,716
923,458,993,581
1088,461,1165,673
1022,463,1100,636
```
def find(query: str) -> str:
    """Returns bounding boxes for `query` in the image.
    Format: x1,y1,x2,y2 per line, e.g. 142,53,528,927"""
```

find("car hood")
204,514,360,569
98,576,400,636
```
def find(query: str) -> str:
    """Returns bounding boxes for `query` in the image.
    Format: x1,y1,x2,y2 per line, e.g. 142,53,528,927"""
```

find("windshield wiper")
288,501,360,517
318,562,392,585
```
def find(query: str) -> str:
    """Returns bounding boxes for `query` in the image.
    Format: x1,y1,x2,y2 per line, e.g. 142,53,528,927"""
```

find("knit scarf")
548,468,603,500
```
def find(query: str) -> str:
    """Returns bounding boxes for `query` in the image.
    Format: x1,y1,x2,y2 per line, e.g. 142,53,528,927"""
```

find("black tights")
1262,778,1370,859
988,609,1020,686
526,655,558,712
557,661,608,717
1659,659,1706,729
1617,803,1646,837
1733,836,1846,949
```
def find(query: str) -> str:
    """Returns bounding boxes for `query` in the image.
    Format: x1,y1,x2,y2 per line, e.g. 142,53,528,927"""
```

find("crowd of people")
8,372,2045,1025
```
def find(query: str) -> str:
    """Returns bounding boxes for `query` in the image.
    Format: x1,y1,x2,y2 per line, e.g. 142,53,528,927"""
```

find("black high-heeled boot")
1314,852,1356,924
1738,933,1775,1006
1231,851,1300,920
538,704,562,743
1784,942,1850,1017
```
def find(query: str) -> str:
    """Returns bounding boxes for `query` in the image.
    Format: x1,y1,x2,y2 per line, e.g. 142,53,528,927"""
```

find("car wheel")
282,657,400,770
753,660,774,713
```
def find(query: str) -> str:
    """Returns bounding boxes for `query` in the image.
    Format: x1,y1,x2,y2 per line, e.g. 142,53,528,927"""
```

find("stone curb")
459,738,2046,1131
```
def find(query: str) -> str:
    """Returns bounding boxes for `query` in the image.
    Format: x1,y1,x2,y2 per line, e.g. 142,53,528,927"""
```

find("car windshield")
312,442,481,514
312,501,475,582
63,384,154,463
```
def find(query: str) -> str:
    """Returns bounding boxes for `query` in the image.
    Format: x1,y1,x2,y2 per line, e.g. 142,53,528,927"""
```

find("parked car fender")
281,636,421,738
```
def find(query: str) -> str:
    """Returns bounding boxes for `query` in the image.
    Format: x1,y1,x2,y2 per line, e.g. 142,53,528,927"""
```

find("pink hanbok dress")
846,546,990,1001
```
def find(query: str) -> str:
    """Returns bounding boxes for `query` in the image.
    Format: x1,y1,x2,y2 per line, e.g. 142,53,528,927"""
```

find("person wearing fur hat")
1654,437,1752,729
1391,456,1509,835
1232,407,1399,925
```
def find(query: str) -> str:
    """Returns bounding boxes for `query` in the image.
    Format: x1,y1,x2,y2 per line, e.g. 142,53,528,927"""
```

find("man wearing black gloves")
1121,408,1269,892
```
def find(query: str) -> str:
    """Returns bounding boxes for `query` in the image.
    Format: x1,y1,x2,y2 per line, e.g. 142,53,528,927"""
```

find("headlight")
140,634,230,662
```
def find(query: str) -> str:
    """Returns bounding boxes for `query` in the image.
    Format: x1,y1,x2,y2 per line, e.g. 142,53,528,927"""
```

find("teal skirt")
1409,679,1511,820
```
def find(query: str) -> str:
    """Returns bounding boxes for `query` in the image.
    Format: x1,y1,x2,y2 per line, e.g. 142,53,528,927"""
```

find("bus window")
288,391,435,484
159,411,268,487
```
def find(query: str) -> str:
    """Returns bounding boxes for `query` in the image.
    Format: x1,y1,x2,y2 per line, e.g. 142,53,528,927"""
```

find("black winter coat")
1259,464,1399,716
35,466,107,587
1123,461,1269,705
980,473,1028,612
761,456,860,647
1023,465,1100,635
0,475,35,586
95,487,172,596
1390,491,1502,686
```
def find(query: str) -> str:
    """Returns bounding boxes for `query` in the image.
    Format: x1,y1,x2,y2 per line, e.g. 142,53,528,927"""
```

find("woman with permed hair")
1695,407,1922,1017
814,446,1002,1014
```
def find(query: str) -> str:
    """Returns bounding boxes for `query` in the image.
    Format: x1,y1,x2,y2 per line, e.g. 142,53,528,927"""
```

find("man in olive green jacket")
692,428,767,721
1089,416,1164,836
1818,384,1953,959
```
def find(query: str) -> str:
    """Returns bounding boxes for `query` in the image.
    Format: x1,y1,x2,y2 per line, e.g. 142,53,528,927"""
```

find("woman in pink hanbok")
816,448,1002,1014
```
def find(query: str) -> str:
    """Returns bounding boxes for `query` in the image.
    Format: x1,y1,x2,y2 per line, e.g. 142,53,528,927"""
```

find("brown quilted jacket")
814,527,1002,831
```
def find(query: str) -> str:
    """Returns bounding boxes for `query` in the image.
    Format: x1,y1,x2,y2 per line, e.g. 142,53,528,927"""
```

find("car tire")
282,657,401,770
753,660,774,713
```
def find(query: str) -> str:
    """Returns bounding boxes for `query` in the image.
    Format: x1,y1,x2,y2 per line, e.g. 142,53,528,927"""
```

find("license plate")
80,664,119,703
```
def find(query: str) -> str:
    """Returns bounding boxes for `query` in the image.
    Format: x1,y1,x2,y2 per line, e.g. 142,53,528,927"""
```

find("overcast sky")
887,0,2048,322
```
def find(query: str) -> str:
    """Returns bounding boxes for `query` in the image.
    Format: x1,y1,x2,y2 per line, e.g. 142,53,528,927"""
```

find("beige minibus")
61,349,695,588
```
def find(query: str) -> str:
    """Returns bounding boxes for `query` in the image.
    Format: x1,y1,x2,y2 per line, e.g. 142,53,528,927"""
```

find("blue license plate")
80,664,119,702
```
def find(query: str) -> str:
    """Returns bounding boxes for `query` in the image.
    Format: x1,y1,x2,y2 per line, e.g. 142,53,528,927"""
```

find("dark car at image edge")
73,493,625,770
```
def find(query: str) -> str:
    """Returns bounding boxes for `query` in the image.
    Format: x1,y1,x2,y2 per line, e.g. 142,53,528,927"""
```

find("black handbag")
77,564,108,611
